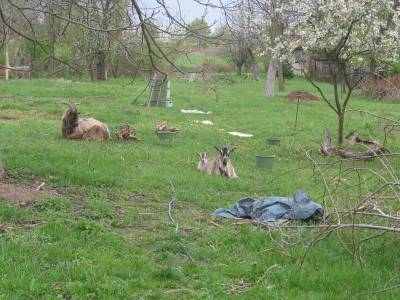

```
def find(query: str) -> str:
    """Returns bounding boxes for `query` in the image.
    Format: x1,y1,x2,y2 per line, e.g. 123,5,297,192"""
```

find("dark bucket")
256,155,275,169
267,137,281,146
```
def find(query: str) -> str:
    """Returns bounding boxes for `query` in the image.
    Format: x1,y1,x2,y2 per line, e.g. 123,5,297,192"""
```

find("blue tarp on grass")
213,191,324,223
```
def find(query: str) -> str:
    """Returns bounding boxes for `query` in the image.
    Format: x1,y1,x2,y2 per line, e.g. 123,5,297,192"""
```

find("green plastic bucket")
267,137,280,146
256,155,275,169
157,131,176,140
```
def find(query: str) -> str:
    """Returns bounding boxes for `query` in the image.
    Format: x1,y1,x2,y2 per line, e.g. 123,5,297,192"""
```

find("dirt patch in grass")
0,220,42,234
133,223,154,230
0,115,18,120
0,96,15,101
132,193,147,205
285,90,320,102
0,179,59,208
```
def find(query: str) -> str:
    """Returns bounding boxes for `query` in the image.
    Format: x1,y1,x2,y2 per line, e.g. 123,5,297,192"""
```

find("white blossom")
282,0,400,68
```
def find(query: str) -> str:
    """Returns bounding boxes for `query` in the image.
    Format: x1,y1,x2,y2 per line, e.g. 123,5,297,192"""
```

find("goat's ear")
197,152,201,158
229,147,237,154
215,146,222,155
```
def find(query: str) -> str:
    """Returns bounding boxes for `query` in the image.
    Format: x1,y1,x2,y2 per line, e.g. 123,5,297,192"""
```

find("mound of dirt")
285,90,320,102
0,180,58,208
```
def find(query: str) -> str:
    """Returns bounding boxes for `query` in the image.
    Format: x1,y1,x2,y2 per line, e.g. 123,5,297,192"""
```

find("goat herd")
61,103,238,179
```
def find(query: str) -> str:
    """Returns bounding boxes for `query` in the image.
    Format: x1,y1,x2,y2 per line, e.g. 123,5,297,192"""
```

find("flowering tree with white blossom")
289,0,400,144
246,0,295,97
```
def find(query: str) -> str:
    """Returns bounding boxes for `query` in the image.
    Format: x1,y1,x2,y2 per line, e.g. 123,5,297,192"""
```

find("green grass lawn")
0,75,399,299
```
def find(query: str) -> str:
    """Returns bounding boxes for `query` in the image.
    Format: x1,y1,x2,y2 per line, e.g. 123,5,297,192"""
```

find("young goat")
197,147,238,178
197,152,209,172
61,103,110,141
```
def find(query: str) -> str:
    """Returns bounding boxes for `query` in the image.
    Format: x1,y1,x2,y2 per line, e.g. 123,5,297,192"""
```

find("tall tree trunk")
265,57,277,98
4,38,10,80
110,56,120,78
24,52,32,79
48,44,55,76
278,62,285,91
13,47,20,67
248,49,260,81
236,64,242,76
95,50,107,80
89,55,95,80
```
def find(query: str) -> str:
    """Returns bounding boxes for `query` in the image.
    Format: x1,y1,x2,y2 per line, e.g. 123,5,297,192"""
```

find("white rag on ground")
181,109,212,114
228,131,253,138
194,120,214,125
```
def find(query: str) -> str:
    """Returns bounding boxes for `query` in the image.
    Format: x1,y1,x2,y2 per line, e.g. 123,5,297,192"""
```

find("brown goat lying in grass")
61,103,110,141
197,147,238,178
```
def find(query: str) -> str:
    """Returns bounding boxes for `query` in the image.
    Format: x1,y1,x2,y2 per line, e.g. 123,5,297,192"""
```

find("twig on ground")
167,177,177,223
166,177,195,262
208,220,223,228
260,223,400,233
35,182,45,191
256,264,281,284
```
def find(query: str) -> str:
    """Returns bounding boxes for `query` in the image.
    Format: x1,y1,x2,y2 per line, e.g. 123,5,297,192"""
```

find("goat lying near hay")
197,147,238,178
61,103,110,141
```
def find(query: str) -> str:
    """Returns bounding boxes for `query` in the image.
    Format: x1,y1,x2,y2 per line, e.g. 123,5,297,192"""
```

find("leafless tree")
0,0,221,79
219,6,260,79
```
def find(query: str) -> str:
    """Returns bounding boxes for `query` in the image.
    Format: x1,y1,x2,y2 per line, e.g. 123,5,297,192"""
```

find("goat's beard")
218,162,228,176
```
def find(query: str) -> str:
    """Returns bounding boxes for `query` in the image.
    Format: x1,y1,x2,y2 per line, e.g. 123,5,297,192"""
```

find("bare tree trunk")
278,62,285,91
24,52,32,78
89,55,95,80
48,44,55,76
13,46,20,67
4,38,10,80
95,50,107,80
110,55,120,78
236,64,242,76
248,49,260,81
90,69,96,80
265,57,277,97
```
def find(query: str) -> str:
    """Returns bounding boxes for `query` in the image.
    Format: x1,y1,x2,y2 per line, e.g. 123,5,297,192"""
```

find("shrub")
360,75,400,100
389,61,400,76
283,62,294,79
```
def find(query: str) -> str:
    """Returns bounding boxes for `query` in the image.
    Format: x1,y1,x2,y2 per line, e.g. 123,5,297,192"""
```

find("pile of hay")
116,124,140,141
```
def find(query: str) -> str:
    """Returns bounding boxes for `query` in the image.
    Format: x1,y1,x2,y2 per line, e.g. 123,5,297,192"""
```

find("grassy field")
0,75,400,299
175,50,231,71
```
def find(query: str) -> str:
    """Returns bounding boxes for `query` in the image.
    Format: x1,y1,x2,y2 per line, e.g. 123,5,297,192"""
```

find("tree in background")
216,26,249,76
219,7,260,80
288,0,400,144
244,0,294,97
186,18,211,48
0,0,209,79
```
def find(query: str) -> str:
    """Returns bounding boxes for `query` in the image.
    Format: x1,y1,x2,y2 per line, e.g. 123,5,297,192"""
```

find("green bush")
283,62,294,79
389,61,400,76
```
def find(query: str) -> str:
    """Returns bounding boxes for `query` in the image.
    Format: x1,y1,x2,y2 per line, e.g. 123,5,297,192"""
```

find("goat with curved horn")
61,102,110,141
